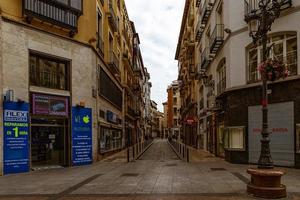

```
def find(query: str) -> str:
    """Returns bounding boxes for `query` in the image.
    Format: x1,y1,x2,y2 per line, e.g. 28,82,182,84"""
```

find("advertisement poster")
32,93,68,116
72,107,92,166
3,102,30,175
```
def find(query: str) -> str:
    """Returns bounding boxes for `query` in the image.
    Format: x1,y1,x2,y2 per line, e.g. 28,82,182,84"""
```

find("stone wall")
0,19,99,172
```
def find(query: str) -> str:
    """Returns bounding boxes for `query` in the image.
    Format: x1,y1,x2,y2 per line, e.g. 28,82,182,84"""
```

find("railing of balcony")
209,24,224,52
200,0,214,24
108,51,120,72
244,0,292,22
127,106,135,117
108,2,119,32
24,0,82,32
201,47,211,69
97,33,104,56
196,20,204,41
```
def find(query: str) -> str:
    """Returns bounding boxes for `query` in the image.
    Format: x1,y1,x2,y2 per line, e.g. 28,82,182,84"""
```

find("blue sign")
3,102,30,175
72,107,92,166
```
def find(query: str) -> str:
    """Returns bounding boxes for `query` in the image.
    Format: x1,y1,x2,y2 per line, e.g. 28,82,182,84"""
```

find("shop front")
98,110,123,155
30,93,70,169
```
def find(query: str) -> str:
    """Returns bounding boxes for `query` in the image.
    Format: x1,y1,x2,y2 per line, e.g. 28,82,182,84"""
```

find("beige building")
0,0,150,175
176,0,300,167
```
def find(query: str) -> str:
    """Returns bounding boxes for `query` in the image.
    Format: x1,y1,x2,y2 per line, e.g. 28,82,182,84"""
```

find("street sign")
185,116,197,125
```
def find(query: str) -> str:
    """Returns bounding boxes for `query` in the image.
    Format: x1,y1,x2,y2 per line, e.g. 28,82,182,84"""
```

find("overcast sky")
126,0,185,111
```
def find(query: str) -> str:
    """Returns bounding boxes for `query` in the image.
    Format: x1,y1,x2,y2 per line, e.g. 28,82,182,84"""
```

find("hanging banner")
3,102,30,175
72,107,92,166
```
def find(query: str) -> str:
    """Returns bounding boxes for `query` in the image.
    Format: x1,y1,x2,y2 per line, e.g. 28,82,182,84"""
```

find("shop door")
248,102,295,166
31,119,66,168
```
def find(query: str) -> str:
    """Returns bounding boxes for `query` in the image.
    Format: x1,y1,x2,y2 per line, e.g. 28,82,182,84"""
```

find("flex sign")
3,102,30,175
72,107,93,166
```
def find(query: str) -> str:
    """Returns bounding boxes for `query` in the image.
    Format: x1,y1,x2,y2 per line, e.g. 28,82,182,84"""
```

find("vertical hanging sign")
3,102,30,175
72,107,93,166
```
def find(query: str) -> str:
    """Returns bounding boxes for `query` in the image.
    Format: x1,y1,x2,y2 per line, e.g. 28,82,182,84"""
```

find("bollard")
187,148,189,163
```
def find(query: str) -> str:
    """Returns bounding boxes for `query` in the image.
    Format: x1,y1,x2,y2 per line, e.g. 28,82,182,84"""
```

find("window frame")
224,126,246,151
247,33,297,83
29,52,70,91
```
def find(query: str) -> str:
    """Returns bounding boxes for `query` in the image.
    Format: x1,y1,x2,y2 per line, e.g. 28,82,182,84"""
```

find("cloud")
126,0,185,111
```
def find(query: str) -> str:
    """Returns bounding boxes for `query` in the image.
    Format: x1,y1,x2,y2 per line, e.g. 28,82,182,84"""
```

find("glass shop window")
224,127,245,150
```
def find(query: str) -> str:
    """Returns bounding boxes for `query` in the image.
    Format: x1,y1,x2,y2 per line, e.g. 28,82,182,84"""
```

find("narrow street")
0,139,298,200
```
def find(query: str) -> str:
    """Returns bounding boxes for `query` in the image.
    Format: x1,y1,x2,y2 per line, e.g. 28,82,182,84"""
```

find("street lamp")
245,0,290,198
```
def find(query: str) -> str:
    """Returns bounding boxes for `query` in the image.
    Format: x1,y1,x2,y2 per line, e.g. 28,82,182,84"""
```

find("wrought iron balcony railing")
196,20,204,42
23,0,82,35
209,24,224,54
244,0,292,22
108,2,119,32
200,0,214,26
201,47,211,69
108,51,120,74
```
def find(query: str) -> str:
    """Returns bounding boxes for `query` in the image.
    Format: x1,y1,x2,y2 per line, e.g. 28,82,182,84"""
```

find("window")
29,54,69,90
99,68,122,110
217,59,226,95
247,33,297,83
98,127,123,153
97,9,104,53
296,125,300,153
224,127,245,150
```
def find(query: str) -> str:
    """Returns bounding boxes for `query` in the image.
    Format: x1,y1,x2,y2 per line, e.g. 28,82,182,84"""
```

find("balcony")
108,51,120,75
244,0,292,22
201,47,212,70
108,2,119,32
97,33,104,57
127,106,135,118
200,0,214,26
195,20,205,42
189,64,196,77
23,0,82,36
122,52,133,70
209,24,224,54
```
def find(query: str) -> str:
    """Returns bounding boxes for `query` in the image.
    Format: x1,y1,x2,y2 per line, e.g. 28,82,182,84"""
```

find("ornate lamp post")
245,0,291,198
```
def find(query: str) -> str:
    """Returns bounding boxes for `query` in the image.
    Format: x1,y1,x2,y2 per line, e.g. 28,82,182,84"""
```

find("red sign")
185,116,197,125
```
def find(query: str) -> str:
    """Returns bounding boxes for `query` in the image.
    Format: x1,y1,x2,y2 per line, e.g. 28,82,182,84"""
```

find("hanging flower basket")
258,58,289,82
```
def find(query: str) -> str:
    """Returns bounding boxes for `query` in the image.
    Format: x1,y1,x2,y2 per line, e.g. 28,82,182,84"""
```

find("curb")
167,140,184,161
135,140,154,160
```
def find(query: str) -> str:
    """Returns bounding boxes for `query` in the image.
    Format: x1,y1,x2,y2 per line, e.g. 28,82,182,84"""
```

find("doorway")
31,118,67,169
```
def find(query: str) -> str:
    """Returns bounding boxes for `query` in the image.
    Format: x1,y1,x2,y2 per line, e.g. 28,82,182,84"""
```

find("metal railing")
209,24,224,51
108,51,120,72
244,0,292,22
108,2,119,32
24,0,81,31
201,47,211,69
200,0,214,24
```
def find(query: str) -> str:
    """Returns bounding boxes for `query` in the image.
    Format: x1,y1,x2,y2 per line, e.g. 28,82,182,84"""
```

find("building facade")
176,0,300,167
0,0,150,175
166,81,182,140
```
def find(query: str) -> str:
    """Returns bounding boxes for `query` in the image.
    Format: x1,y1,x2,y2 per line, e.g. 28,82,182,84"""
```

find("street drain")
210,168,227,171
121,173,139,177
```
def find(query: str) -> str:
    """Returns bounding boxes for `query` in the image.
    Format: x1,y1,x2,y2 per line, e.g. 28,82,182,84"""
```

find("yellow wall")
0,0,97,45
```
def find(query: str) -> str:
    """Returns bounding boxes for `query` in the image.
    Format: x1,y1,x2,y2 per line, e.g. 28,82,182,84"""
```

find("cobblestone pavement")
0,139,299,200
